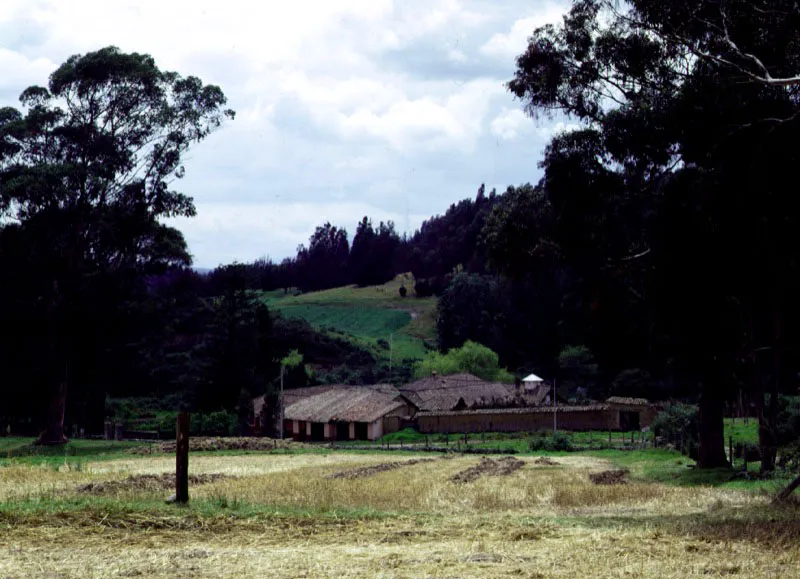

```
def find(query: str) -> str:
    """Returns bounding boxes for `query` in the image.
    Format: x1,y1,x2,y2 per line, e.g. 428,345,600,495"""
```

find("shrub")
399,286,407,297
777,441,800,473
652,403,698,455
528,431,573,452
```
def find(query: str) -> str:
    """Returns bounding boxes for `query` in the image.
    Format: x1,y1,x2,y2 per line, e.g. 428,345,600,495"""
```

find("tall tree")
505,0,800,467
0,46,234,443
296,222,350,291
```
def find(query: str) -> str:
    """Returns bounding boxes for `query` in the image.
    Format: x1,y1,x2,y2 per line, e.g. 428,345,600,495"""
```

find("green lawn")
260,274,437,362
0,437,143,467
724,417,759,444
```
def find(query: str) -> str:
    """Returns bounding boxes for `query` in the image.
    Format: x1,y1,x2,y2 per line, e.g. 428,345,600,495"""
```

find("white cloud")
1,0,563,267
490,108,530,140
0,49,55,92
480,2,568,59
536,120,582,140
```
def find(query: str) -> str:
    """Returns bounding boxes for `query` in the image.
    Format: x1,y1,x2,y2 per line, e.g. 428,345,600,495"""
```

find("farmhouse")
283,385,416,441
417,397,658,434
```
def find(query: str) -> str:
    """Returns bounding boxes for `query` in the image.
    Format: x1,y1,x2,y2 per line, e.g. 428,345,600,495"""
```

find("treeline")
233,185,501,296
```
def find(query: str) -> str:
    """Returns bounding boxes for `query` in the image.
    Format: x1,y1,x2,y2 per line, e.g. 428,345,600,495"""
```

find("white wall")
368,418,383,440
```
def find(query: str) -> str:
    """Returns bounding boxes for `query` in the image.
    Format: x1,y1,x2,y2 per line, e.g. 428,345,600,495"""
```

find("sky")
0,0,576,268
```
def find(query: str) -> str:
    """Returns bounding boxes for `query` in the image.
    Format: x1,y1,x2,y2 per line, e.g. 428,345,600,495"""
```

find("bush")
776,396,800,447
652,403,698,455
399,286,407,297
777,441,800,473
528,431,573,452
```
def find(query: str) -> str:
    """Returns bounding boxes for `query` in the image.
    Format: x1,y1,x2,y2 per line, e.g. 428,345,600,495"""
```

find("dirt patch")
129,437,302,455
533,457,560,466
327,458,437,480
588,469,630,485
77,473,231,494
450,456,525,484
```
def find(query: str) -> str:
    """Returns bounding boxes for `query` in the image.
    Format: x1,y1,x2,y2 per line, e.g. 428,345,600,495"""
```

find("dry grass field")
1,450,799,578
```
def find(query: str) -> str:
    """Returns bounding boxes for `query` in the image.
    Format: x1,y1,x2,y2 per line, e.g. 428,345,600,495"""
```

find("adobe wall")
418,408,616,434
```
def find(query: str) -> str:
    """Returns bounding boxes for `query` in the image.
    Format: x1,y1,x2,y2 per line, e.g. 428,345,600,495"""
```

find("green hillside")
259,274,437,362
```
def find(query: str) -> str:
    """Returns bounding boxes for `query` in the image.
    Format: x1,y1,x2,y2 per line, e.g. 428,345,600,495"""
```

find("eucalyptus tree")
503,0,800,467
0,46,234,443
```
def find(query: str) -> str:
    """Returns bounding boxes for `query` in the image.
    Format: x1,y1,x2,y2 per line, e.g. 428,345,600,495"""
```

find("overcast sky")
1,0,575,268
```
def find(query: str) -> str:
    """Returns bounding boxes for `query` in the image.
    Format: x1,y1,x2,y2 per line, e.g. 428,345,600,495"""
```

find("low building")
283,385,417,441
417,397,659,434
605,397,660,430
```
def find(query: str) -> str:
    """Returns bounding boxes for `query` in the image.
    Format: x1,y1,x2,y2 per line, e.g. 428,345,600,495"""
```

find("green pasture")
259,274,438,362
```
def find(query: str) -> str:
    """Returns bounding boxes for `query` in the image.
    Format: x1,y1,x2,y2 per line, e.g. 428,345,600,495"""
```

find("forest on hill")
2,0,800,470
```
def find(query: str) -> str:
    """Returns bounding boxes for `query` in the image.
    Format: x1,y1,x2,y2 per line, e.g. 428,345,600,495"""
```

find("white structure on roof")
522,373,547,398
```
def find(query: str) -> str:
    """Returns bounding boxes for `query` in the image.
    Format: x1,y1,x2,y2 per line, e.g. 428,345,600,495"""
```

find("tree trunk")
37,279,68,446
697,390,728,468
36,380,68,445
760,300,782,473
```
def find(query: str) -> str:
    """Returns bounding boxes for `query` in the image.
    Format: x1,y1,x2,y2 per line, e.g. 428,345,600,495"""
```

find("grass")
1,447,798,578
0,437,142,468
275,304,427,360
259,274,438,363
724,417,760,445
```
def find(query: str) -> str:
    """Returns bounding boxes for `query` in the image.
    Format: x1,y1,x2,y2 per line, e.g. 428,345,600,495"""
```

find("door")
619,411,640,432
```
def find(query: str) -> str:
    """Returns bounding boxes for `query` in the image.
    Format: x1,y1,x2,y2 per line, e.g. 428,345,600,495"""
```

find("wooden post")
175,411,190,504
729,436,734,468
464,432,468,446
743,446,748,473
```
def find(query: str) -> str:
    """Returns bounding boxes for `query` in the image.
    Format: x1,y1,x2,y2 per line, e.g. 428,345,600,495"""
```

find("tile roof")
605,397,651,406
400,373,518,412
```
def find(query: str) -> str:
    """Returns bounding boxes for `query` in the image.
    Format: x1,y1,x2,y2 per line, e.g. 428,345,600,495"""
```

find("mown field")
1,437,798,578
260,274,437,362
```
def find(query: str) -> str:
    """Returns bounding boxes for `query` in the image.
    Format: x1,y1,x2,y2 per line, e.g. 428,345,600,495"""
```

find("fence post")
175,411,190,504
729,436,734,468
